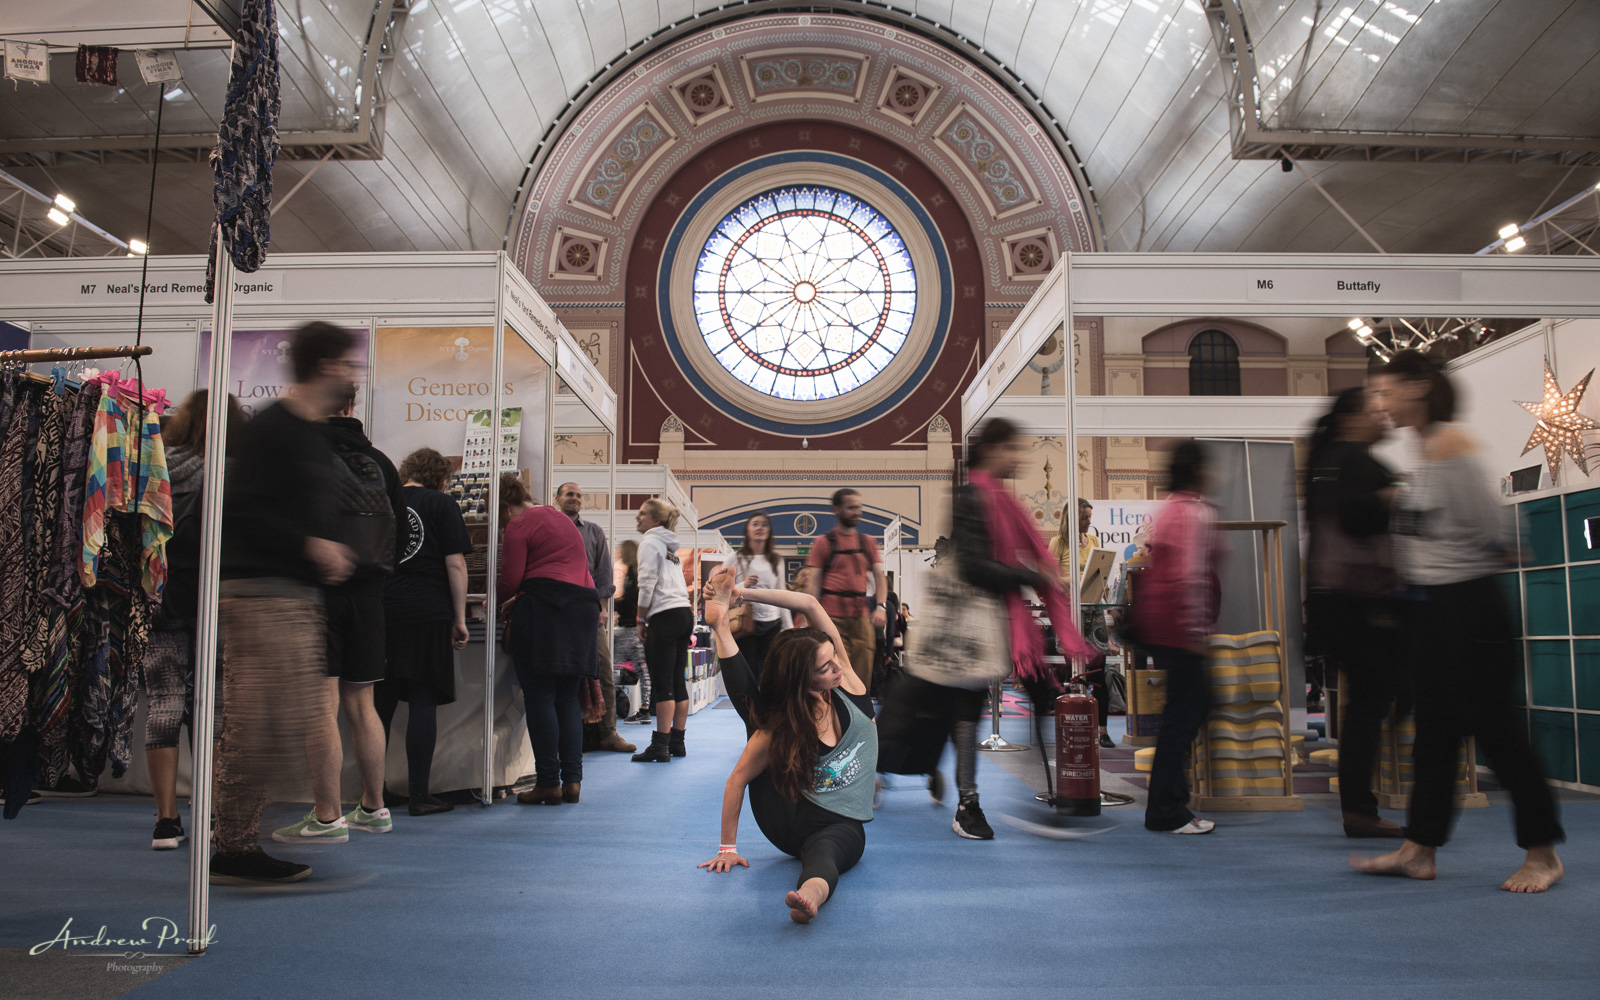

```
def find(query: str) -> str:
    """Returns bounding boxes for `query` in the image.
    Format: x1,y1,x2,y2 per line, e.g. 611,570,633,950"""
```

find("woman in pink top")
1136,440,1224,836
499,501,600,805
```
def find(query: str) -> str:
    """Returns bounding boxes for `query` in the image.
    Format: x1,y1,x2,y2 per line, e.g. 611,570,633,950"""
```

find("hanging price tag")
5,42,50,83
136,50,183,84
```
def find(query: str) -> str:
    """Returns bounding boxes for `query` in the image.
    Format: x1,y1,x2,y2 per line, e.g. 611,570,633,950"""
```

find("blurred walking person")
1305,387,1406,838
1353,351,1564,891
1139,441,1224,836
806,489,888,689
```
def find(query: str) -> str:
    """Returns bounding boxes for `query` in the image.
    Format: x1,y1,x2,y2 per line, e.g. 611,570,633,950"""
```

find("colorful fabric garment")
81,388,172,597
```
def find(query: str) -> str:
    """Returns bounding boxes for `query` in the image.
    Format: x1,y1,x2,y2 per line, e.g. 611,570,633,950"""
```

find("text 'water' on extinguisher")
1055,679,1101,816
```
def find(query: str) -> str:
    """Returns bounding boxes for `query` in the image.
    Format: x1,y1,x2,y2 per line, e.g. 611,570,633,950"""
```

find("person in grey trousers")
556,481,635,754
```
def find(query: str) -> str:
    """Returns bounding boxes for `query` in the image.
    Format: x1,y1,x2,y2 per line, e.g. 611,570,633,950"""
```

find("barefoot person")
1353,350,1564,892
697,568,876,924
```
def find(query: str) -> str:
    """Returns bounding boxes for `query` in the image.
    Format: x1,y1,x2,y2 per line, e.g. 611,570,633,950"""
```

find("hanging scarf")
205,0,281,302
968,469,1093,686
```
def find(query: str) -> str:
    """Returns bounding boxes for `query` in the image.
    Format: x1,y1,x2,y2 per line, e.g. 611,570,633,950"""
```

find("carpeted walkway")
2,705,1597,1000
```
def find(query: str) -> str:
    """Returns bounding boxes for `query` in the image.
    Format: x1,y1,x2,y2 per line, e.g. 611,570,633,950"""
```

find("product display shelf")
1188,521,1303,812
1495,485,1600,790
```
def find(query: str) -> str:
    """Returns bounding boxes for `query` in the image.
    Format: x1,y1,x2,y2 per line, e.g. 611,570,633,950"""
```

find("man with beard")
806,489,888,689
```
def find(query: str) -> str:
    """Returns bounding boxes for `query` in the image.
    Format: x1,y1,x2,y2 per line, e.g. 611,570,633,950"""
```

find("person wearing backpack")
272,381,407,844
805,489,888,689
213,322,358,886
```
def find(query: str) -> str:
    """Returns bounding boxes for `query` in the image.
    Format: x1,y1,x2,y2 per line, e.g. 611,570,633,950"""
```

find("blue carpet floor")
4,706,1598,1000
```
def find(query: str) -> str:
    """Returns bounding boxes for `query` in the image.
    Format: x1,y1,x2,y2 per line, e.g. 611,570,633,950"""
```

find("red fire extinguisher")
1055,680,1101,816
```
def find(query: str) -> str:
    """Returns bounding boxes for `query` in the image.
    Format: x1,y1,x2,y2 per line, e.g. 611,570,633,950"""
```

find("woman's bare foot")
785,878,830,924
1501,847,1563,893
1349,840,1437,880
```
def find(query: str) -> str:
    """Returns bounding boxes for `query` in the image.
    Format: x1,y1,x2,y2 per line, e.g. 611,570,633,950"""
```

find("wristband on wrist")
718,844,737,853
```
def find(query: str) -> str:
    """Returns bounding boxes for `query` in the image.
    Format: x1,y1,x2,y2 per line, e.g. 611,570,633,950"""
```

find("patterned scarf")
205,0,280,302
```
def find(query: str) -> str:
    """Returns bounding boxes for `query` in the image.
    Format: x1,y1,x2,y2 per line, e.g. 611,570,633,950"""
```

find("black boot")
632,731,672,763
668,727,686,758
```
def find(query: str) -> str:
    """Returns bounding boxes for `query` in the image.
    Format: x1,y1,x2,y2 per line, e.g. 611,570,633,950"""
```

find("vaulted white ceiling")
2,0,1597,259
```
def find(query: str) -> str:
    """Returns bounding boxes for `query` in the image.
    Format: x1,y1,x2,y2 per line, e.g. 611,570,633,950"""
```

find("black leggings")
1407,577,1563,849
721,651,866,896
646,608,694,707
374,682,439,797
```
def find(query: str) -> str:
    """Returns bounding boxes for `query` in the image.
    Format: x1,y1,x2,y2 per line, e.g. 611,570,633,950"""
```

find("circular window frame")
693,184,917,401
661,152,950,435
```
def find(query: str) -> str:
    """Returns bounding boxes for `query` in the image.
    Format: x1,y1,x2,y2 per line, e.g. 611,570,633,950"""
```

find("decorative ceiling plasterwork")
513,14,1095,303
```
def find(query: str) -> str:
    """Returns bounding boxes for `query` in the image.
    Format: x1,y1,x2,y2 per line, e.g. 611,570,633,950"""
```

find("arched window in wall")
1188,330,1241,396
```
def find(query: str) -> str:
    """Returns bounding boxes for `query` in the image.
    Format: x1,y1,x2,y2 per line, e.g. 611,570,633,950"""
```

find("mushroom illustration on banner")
1517,359,1598,484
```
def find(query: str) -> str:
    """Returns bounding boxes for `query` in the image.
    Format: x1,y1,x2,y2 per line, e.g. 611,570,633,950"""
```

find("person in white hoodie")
632,498,695,762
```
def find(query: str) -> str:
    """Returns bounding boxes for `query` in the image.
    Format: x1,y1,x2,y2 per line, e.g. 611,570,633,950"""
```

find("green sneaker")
271,810,349,844
344,804,393,834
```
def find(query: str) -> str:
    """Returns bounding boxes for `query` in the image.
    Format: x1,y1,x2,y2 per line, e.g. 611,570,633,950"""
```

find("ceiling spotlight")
1347,318,1364,331
47,208,70,226
1505,235,1527,252
1359,325,1374,337
1498,223,1519,240
53,194,76,214
128,239,149,255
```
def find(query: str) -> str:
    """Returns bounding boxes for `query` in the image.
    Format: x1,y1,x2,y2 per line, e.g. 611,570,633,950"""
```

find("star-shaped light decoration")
1517,360,1599,481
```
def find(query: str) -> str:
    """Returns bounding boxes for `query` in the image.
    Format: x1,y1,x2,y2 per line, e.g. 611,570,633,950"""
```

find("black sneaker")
927,770,946,805
39,775,96,798
953,796,995,840
210,851,311,886
1099,733,1117,749
152,816,186,850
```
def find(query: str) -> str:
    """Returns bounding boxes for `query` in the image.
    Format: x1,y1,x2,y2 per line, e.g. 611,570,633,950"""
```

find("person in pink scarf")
1137,440,1224,835
941,417,1093,839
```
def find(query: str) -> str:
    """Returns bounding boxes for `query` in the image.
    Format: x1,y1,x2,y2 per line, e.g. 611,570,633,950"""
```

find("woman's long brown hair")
757,627,834,802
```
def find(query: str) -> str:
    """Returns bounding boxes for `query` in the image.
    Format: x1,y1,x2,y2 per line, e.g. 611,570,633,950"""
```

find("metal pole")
977,676,1027,751
482,268,507,805
188,232,234,955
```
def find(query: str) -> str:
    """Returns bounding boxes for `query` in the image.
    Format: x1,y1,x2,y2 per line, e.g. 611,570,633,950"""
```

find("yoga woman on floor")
697,567,877,924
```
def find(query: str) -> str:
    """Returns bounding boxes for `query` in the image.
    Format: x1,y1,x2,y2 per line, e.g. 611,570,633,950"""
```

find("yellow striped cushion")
1209,758,1286,779
1206,632,1282,704
1210,776,1287,796
1134,746,1156,772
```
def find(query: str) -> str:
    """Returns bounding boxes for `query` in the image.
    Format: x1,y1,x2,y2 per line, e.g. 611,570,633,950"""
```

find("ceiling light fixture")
128,239,149,255
1505,235,1527,252
1347,318,1364,331
1498,223,1519,240
47,208,70,226
53,194,76,213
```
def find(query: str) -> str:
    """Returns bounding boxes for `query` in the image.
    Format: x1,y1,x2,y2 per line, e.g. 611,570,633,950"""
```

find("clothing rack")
0,345,154,364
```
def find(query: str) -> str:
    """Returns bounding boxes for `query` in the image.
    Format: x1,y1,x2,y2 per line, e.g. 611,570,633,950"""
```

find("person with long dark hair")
614,540,650,722
631,498,694,763
697,567,875,925
1139,440,1225,835
885,417,1093,840
722,511,791,678
1305,387,1406,838
1353,350,1564,891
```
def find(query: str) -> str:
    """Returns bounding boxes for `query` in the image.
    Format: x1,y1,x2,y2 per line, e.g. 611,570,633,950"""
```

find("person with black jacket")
1305,387,1407,839
212,322,358,886
271,383,408,844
